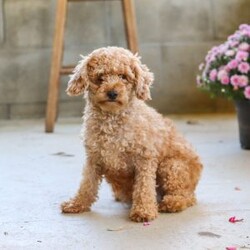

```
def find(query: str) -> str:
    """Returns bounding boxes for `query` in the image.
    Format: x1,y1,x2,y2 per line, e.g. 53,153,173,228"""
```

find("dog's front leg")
61,159,102,213
130,159,158,222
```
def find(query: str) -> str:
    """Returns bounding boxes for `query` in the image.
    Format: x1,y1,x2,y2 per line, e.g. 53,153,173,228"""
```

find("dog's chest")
85,118,133,172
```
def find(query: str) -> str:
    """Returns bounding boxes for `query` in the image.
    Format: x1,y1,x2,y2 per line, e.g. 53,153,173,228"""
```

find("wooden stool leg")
45,0,68,133
121,0,138,53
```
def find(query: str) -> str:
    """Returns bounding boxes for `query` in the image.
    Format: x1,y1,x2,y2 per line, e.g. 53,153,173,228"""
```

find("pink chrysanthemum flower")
239,75,249,87
225,50,235,57
236,51,249,61
239,24,250,31
230,75,241,87
220,75,230,85
227,59,239,69
241,29,250,37
244,86,250,99
209,69,217,81
217,70,228,80
238,62,250,74
238,42,249,51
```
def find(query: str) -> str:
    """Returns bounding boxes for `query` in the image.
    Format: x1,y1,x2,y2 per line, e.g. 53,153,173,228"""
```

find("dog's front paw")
129,207,158,222
61,199,90,213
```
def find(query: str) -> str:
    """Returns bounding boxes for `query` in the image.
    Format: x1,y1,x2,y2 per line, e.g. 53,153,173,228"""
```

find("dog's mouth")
106,100,116,103
99,100,123,105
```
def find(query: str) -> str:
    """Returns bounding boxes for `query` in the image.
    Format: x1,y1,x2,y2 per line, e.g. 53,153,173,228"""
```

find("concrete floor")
0,115,250,250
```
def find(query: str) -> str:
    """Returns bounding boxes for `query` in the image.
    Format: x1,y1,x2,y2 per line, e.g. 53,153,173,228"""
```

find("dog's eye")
119,74,127,80
96,75,104,85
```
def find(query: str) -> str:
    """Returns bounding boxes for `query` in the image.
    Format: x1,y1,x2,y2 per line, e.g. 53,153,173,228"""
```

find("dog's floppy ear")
133,55,154,101
66,56,90,96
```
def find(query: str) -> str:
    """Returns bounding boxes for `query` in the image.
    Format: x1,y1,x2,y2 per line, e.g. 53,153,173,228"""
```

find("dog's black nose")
107,90,118,100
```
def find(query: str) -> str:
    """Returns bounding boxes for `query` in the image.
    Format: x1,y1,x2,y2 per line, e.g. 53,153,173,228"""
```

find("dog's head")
66,47,154,112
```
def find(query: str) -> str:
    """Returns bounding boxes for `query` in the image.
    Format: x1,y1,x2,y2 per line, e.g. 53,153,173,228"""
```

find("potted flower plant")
197,24,250,149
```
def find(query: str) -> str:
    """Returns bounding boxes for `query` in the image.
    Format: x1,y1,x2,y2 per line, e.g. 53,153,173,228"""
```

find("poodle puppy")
61,47,202,222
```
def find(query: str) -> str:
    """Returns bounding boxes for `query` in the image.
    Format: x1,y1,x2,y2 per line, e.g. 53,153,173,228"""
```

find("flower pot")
235,100,250,150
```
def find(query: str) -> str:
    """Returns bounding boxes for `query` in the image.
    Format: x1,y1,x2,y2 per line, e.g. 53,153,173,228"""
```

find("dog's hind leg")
157,157,201,213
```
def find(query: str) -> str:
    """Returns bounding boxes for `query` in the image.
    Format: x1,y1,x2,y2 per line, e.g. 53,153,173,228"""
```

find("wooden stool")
45,0,138,132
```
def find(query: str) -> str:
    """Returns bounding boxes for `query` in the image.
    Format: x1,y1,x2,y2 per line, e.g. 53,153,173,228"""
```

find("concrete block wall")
0,0,250,119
